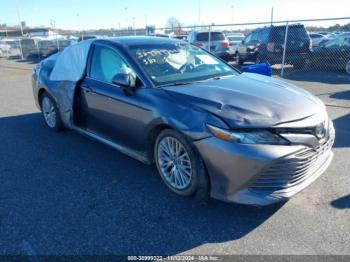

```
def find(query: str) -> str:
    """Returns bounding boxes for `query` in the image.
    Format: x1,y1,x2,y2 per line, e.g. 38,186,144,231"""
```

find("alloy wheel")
42,96,57,128
157,136,192,190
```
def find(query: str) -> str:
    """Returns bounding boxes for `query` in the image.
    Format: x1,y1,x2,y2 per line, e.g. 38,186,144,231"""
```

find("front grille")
251,136,334,192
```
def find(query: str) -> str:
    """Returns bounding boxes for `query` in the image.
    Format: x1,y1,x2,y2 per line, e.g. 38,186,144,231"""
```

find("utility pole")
271,7,274,25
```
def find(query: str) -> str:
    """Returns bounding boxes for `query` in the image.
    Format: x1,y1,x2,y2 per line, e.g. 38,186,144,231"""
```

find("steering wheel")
179,63,195,74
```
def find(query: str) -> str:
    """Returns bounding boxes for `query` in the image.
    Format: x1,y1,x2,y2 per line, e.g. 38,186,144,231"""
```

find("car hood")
163,73,325,128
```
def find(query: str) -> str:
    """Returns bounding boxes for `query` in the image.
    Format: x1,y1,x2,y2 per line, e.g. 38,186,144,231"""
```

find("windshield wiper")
158,81,199,88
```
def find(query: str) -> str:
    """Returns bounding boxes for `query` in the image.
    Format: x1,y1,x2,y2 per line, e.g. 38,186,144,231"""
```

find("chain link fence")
1,17,349,78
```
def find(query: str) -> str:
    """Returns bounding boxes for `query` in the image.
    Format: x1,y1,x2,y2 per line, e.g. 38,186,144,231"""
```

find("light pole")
271,7,274,25
124,7,128,30
132,17,136,35
231,5,234,31
15,0,24,36
198,0,201,28
5,24,8,37
231,5,234,24
50,19,59,51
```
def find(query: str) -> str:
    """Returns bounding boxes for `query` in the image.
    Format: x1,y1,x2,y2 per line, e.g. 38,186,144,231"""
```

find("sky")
0,0,349,30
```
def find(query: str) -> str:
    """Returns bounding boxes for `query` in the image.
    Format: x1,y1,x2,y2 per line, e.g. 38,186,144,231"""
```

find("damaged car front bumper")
194,120,335,206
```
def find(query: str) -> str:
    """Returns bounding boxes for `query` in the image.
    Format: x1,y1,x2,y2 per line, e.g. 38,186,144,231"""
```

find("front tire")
154,129,208,198
40,93,64,131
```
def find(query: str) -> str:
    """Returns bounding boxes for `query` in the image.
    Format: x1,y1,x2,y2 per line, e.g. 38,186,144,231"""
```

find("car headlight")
206,124,289,145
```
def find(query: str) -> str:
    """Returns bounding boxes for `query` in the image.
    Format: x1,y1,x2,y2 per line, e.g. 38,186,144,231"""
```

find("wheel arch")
37,88,48,110
148,123,211,199
146,123,173,163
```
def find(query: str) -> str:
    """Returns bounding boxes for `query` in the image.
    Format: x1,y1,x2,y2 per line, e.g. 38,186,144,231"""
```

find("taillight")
222,41,229,48
267,42,275,52
194,42,203,48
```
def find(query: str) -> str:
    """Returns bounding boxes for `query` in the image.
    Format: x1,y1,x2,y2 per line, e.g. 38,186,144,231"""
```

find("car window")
90,45,135,85
257,29,269,42
271,25,308,42
250,31,259,41
196,32,225,41
243,33,252,44
39,41,55,47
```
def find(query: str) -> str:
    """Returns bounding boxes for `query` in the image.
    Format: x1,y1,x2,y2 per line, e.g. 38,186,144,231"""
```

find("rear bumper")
267,52,310,64
194,122,335,206
244,51,310,64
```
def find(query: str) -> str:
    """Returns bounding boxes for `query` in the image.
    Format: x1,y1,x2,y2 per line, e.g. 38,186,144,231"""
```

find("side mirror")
112,73,134,96
112,73,131,87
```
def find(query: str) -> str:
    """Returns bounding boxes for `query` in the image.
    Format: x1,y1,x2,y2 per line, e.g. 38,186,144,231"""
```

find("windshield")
227,36,244,41
128,42,237,86
271,25,308,42
196,32,225,41
39,41,55,47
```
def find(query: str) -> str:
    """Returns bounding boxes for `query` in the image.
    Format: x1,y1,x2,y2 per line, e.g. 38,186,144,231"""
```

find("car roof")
192,31,223,34
96,36,183,46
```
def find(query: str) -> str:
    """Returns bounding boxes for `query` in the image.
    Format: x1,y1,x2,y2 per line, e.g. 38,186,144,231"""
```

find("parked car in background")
38,39,74,58
37,40,57,57
154,33,170,38
312,34,350,74
78,35,97,42
309,33,328,47
58,39,74,48
236,24,311,68
171,35,187,41
188,31,230,61
1,39,21,57
0,40,11,57
3,39,20,49
226,32,245,59
32,37,334,206
20,38,37,59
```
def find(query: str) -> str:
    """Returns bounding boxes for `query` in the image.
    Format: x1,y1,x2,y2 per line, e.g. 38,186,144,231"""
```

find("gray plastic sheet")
36,40,94,127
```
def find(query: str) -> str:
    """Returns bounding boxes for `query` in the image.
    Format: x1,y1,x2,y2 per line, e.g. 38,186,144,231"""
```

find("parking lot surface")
0,58,349,255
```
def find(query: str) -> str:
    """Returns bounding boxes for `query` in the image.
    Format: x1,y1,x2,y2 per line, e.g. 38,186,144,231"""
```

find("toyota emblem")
315,123,326,139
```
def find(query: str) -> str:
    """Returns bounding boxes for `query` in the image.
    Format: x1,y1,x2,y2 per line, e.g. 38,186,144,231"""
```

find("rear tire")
235,52,244,65
154,129,209,198
40,93,64,131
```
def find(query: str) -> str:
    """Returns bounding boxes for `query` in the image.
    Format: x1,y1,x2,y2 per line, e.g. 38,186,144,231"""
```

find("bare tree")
166,17,182,31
